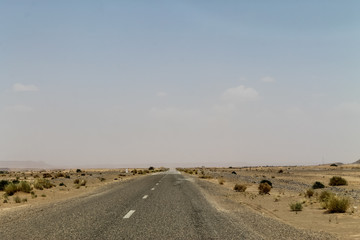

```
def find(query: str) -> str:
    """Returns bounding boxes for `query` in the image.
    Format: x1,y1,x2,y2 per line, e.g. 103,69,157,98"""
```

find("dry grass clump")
14,195,21,203
290,202,303,212
234,184,247,192
305,189,314,198
258,182,271,194
4,183,18,195
329,176,347,186
218,178,225,185
34,178,54,190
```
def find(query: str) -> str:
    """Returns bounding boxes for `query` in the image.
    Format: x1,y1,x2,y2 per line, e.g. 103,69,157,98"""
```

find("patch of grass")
14,195,21,203
305,189,314,198
329,176,347,186
258,182,271,195
41,194,46,197
98,177,106,182
234,184,247,192
290,202,303,212
218,178,225,185
326,196,350,213
312,181,325,189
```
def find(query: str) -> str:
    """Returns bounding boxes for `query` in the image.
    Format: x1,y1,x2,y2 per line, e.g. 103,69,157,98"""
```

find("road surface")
0,170,332,239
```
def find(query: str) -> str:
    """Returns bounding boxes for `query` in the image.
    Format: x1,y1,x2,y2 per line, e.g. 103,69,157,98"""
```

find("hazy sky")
1,1,359,167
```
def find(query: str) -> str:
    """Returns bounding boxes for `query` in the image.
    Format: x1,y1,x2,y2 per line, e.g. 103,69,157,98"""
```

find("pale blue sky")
1,1,359,167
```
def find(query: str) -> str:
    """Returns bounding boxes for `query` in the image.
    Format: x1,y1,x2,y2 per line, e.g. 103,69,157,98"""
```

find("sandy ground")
0,168,166,211
178,165,360,240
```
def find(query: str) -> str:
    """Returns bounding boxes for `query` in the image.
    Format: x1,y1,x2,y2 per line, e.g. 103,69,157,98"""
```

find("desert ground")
0,167,167,211
178,164,360,239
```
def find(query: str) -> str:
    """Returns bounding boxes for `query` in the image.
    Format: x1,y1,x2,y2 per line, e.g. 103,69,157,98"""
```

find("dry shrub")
234,184,247,192
258,182,271,194
290,202,303,211
305,189,314,198
312,181,325,189
218,178,225,185
329,176,347,186
34,178,53,190
4,183,18,196
326,196,350,213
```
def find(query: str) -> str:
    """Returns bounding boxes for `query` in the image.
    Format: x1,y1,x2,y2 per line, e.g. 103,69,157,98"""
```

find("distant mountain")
0,161,53,170
353,159,360,164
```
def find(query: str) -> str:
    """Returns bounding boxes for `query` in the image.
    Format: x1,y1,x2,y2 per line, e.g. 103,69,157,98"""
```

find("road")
0,170,331,240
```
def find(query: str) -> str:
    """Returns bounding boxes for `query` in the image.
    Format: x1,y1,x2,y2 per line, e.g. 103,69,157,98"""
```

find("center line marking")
123,210,135,219
142,195,148,199
151,187,155,190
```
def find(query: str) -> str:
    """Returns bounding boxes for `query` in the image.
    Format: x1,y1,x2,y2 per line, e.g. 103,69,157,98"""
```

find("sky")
0,1,359,168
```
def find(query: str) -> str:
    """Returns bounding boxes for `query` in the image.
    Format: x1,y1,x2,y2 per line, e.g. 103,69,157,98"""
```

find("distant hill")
0,161,53,170
353,159,360,164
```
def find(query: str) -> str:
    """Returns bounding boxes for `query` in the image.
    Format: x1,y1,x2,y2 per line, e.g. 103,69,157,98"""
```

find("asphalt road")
0,170,332,240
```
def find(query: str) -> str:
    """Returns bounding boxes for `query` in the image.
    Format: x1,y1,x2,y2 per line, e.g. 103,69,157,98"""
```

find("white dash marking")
151,187,155,190
142,195,148,199
123,210,135,219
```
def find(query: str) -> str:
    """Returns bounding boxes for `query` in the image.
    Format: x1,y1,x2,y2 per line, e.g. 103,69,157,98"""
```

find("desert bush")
0,180,9,191
22,198,27,203
278,169,283,173
65,175,70,179
199,175,212,179
326,196,350,213
79,179,87,186
132,169,137,175
4,183,18,195
231,171,237,175
319,190,333,203
76,169,82,173
329,176,347,186
312,181,325,189
73,179,80,184
34,178,53,190
234,184,247,192
55,172,65,178
138,170,144,174
148,166,154,171
290,202,303,211
144,170,149,174
260,179,273,187
305,189,314,198
59,182,66,187
14,195,21,203
42,173,52,178
17,181,31,193
258,182,271,194
330,163,338,167
41,194,46,197
98,177,106,182
218,178,225,185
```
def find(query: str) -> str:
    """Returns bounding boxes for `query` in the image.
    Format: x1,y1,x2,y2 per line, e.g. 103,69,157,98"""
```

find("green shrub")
234,184,247,192
305,189,314,198
0,180,9,191
290,202,303,211
259,182,271,194
34,178,53,190
312,181,325,189
17,181,31,193
260,180,272,187
329,176,347,186
4,183,18,195
326,196,350,213
14,195,21,203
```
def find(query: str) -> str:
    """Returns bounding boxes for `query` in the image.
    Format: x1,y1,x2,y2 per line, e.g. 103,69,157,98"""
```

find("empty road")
0,170,332,239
